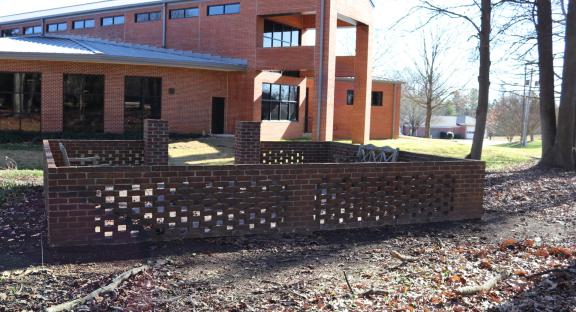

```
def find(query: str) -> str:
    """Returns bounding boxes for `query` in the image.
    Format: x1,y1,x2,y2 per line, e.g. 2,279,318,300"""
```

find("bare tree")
401,88,426,136
528,94,542,142
542,0,576,170
406,32,454,138
417,0,492,160
490,94,524,142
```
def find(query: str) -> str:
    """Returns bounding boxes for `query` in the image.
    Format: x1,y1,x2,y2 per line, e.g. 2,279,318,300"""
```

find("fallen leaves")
0,166,575,311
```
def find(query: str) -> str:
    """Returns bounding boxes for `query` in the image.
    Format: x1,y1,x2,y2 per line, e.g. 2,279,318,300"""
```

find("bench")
59,143,102,167
356,144,399,163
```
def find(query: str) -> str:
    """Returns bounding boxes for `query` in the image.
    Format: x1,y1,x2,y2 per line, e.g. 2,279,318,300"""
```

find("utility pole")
521,65,534,147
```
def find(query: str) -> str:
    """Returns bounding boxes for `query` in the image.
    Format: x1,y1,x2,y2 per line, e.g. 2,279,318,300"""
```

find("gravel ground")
0,163,575,311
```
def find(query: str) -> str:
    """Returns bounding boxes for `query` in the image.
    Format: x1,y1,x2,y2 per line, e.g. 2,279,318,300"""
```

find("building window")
124,76,162,133
0,72,41,132
101,16,125,26
346,90,354,105
24,26,42,35
135,11,161,23
73,19,95,29
263,20,300,48
47,23,67,33
261,83,299,121
63,74,105,133
170,7,199,19
1,28,21,37
372,91,383,106
207,3,240,16
345,90,383,106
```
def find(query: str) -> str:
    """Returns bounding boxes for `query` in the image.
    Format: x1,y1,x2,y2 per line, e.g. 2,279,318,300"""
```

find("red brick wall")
235,121,262,164
144,119,169,165
43,139,485,247
0,60,228,134
332,80,401,140
0,0,379,141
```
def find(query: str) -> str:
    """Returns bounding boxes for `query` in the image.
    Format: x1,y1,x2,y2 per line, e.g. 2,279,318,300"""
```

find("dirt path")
0,165,574,311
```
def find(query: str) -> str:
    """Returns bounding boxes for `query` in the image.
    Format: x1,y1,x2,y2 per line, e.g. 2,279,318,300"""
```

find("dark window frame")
63,74,105,133
261,82,299,122
135,11,162,23
73,19,95,29
0,72,42,132
101,15,125,26
1,28,21,37
47,22,67,33
344,90,384,106
372,91,383,106
207,3,240,16
24,26,42,35
263,20,301,48
346,90,354,105
169,7,199,19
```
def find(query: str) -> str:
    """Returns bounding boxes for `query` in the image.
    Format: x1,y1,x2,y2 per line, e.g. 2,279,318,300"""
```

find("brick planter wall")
43,139,485,247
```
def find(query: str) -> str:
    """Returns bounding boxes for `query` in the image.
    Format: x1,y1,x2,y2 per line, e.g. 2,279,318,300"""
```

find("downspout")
162,3,167,48
315,0,326,141
391,83,397,138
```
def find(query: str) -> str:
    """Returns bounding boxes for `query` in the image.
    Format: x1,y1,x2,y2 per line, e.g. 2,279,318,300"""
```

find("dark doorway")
212,97,225,134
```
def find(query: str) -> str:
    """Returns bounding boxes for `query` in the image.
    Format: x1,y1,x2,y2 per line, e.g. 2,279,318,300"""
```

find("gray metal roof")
0,35,247,71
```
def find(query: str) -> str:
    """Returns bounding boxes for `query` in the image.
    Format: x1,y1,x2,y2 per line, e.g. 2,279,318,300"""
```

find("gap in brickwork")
94,180,288,240
314,175,455,226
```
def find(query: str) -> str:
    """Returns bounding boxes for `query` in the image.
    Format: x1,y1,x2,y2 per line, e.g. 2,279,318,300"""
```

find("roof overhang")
0,51,247,71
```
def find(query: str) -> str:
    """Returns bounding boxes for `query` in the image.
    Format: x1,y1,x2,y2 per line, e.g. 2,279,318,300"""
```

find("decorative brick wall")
47,140,144,167
43,139,485,247
144,119,169,166
235,121,261,164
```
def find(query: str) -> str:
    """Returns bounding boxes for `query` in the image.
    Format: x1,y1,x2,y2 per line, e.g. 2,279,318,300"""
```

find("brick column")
235,121,261,164
314,0,338,142
104,68,124,133
144,119,169,166
351,23,372,144
41,71,63,133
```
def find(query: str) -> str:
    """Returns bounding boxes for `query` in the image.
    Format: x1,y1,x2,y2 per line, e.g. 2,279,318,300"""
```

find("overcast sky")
0,0,559,101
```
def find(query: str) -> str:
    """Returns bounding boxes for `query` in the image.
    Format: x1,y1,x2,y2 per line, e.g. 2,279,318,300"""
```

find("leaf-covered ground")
0,163,575,311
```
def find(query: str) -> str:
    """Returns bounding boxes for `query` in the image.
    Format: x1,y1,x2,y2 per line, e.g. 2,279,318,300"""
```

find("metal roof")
0,35,247,71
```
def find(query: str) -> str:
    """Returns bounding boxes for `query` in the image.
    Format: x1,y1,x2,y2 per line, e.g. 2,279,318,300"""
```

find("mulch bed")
0,163,575,311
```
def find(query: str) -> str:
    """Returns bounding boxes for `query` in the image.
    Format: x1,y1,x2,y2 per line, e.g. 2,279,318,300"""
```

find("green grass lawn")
368,137,542,171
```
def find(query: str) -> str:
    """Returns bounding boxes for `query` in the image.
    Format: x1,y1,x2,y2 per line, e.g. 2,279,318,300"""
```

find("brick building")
0,0,401,142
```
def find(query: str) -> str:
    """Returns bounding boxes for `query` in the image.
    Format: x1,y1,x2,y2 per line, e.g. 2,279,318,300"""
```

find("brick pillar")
104,68,124,133
41,71,63,133
351,23,372,144
314,0,338,142
144,119,169,166
235,121,261,164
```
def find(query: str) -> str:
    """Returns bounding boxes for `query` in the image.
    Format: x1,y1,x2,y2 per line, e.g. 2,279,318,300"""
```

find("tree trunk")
424,102,432,138
536,0,558,163
544,0,576,170
470,0,491,160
